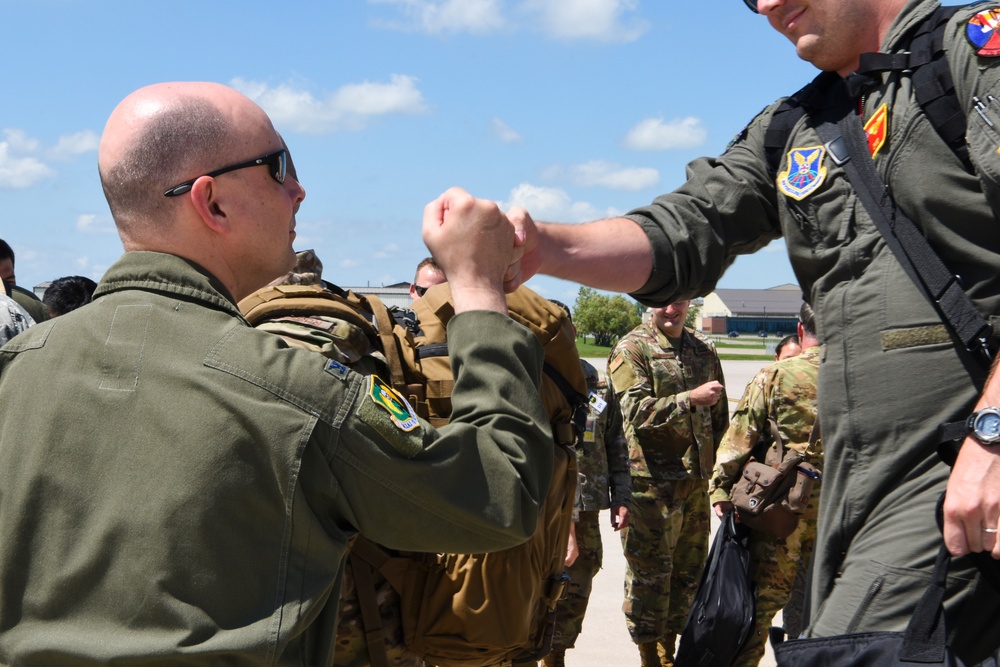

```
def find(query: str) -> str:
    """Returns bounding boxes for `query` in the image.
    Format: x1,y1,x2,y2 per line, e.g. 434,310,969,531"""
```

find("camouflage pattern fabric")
551,510,603,650
577,360,631,511
335,557,425,667
609,323,728,482
551,361,632,651
707,346,822,667
608,324,726,646
0,293,33,346
620,477,710,644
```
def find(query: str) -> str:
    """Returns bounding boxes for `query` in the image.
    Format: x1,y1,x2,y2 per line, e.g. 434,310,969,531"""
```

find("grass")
576,335,775,361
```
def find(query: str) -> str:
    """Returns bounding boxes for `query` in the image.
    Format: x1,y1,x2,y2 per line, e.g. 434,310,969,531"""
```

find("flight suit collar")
880,0,938,52
94,251,244,319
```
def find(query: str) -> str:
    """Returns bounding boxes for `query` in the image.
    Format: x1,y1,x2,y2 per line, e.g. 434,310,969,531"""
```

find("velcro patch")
967,8,1000,57
324,359,351,381
357,375,423,458
609,356,639,392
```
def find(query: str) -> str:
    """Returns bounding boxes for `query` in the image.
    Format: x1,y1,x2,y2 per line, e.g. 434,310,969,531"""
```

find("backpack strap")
347,539,393,667
813,84,993,368
364,293,409,393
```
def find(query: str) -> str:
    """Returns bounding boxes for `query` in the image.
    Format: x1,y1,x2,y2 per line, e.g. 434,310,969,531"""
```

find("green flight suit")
609,323,727,646
708,346,822,666
622,0,1000,660
0,251,553,666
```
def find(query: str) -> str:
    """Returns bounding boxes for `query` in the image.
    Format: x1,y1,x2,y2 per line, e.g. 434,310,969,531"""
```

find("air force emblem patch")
368,375,420,432
777,145,828,201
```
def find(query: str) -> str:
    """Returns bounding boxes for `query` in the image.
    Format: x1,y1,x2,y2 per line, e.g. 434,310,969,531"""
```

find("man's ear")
797,321,805,340
188,177,232,235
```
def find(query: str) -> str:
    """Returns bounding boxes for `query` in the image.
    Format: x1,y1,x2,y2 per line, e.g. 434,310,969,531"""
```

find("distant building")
345,282,412,310
700,284,802,336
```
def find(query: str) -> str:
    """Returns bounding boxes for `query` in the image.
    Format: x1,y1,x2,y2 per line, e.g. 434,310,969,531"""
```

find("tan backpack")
240,280,587,667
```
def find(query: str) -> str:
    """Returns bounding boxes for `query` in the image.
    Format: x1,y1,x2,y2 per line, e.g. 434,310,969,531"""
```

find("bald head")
98,82,273,244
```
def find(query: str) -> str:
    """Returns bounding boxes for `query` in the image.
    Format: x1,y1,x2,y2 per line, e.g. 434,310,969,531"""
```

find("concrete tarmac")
562,359,779,667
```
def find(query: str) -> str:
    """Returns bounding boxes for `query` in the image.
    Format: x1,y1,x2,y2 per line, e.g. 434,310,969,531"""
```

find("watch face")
975,410,1000,442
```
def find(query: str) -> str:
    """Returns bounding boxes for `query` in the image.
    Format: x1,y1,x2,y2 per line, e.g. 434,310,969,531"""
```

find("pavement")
562,358,779,667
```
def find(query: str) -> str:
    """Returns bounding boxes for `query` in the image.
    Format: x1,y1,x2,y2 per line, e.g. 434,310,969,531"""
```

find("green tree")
685,301,701,329
574,287,641,347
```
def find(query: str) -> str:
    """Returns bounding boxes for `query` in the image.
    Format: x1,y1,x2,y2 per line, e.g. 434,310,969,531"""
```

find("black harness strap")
812,77,993,368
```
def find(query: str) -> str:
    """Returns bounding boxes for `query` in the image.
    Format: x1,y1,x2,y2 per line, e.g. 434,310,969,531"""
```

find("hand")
423,188,513,314
610,504,630,531
714,500,735,520
565,521,579,567
504,207,539,292
690,381,725,407
943,437,1000,558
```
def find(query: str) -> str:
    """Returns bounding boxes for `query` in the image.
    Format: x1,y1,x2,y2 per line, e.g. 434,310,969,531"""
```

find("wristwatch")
966,407,1000,445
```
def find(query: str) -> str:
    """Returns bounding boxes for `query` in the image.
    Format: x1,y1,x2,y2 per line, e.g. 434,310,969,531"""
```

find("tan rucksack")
240,279,587,667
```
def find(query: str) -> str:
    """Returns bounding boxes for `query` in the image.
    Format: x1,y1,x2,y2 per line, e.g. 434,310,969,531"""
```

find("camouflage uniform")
551,360,631,651
707,346,822,667
0,293,33,346
608,323,728,646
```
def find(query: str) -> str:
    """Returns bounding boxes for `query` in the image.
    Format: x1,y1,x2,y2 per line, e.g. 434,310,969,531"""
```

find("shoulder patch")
864,103,889,158
356,375,424,457
777,145,828,201
609,355,639,393
967,8,1000,57
324,359,351,381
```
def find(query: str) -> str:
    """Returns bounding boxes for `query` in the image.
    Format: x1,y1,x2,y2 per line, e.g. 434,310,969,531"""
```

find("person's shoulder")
686,327,719,354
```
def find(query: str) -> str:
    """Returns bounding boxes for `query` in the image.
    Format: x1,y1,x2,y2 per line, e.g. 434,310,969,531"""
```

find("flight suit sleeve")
624,106,785,307
708,368,772,505
329,310,553,554
602,388,632,508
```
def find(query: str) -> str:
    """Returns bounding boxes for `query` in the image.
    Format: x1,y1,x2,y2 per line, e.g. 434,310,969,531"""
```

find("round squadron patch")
967,8,1000,57
777,145,828,201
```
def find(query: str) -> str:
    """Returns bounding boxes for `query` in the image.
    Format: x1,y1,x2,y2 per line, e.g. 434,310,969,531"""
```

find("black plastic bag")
675,511,756,667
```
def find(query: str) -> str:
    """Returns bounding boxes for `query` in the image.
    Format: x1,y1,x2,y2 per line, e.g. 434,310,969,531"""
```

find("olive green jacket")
621,0,1000,626
0,251,552,665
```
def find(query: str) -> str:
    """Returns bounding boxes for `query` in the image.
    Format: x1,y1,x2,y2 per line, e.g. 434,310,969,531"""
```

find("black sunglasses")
163,149,288,197
413,284,430,297
743,0,758,12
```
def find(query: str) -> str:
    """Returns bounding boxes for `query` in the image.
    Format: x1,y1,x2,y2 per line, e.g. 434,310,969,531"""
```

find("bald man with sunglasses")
0,82,554,665
491,0,1000,663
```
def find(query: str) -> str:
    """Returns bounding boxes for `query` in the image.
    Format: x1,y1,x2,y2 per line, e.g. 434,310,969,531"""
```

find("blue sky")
1,0,817,305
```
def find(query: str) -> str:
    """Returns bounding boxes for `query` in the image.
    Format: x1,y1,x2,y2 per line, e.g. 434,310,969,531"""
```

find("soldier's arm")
610,343,693,435
602,387,632,508
708,369,771,505
709,350,729,449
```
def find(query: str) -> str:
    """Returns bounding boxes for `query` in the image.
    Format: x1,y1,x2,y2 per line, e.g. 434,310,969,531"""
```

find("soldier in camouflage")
708,302,821,667
544,347,632,667
608,301,727,667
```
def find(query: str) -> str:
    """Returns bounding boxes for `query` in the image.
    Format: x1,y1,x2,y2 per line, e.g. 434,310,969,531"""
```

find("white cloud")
491,117,522,144
522,0,647,42
49,130,100,161
551,160,658,191
232,76,427,134
339,258,364,269
373,243,402,260
623,116,707,151
370,0,506,34
0,131,55,189
75,213,116,235
500,182,623,222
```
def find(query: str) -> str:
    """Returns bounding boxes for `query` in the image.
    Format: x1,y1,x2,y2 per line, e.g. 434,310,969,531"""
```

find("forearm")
535,217,652,293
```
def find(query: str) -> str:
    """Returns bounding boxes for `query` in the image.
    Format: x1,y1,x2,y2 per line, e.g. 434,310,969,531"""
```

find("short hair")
43,276,98,317
775,334,800,358
799,301,817,337
413,257,442,284
548,299,572,324
100,96,236,233
0,239,13,265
